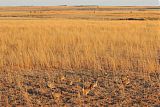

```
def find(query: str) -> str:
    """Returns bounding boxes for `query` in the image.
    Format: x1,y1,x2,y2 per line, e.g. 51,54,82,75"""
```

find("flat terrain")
0,6,160,20
0,69,159,106
0,6,160,106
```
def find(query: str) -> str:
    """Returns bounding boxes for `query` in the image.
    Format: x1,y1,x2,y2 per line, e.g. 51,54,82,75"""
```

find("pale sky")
0,0,159,6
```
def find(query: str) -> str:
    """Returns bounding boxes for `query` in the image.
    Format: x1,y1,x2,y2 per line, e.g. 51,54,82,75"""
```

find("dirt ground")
0,69,159,107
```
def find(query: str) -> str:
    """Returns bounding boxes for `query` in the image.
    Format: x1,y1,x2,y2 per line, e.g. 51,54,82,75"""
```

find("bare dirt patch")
0,69,159,106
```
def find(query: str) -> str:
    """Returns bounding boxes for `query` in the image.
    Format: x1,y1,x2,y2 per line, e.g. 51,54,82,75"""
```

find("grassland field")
0,6,160,106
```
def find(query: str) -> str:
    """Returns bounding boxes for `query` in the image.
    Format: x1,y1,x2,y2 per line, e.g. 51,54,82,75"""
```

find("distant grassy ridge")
0,6,159,20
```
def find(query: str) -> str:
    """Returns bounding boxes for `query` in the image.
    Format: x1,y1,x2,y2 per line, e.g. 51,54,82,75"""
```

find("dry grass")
0,19,160,73
0,6,160,106
0,6,160,20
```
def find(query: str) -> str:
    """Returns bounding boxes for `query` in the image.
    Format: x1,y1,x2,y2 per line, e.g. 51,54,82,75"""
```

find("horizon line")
0,5,159,6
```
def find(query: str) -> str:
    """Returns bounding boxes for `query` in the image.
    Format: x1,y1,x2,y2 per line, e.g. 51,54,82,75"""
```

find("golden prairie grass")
0,7,159,107
0,19,159,72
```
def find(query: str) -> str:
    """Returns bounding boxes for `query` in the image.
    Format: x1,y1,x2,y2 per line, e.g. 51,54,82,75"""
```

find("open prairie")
0,6,160,106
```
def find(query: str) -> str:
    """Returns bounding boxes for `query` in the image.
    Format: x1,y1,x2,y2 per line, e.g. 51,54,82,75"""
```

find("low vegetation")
0,6,159,106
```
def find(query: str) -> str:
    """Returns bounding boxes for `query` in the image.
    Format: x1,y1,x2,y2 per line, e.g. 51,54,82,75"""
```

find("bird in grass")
82,80,98,95
47,81,55,89
60,75,66,81
82,87,91,95
121,76,130,85
90,80,98,89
